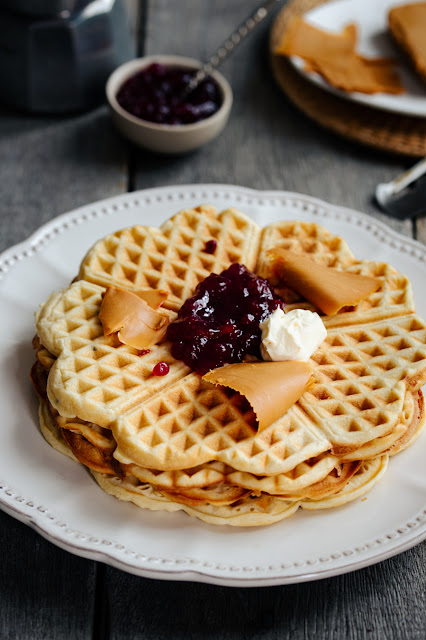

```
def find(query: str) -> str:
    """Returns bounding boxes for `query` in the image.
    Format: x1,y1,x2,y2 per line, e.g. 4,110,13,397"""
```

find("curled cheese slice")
99,287,170,349
268,248,381,316
203,361,313,432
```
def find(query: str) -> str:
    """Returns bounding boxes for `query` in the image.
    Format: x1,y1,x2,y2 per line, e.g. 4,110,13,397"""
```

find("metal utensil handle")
186,0,282,92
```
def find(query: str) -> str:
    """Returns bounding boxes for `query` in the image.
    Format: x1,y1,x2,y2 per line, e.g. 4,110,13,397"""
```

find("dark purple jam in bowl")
166,263,284,375
116,63,222,125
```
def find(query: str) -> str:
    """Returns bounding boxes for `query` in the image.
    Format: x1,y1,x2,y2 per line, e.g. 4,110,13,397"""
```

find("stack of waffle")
31,205,426,526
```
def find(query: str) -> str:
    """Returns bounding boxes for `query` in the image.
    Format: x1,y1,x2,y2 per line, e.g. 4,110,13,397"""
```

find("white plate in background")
290,0,426,117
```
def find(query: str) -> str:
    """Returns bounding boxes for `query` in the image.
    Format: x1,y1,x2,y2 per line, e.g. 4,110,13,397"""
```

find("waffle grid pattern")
79,206,260,311
39,281,189,426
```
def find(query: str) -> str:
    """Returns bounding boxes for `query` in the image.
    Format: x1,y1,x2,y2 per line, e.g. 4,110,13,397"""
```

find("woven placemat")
270,0,426,157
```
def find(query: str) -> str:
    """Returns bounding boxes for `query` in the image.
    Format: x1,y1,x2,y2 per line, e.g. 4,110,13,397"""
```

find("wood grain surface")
0,1,425,638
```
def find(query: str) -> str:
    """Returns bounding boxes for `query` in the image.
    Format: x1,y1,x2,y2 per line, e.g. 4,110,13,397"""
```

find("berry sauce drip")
166,263,284,375
204,239,217,254
152,362,169,376
116,63,222,125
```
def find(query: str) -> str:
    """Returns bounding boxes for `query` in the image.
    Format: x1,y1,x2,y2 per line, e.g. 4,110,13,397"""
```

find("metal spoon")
184,0,282,95
375,157,426,219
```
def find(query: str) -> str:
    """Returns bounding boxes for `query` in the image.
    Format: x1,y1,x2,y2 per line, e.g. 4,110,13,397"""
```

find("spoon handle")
186,0,282,92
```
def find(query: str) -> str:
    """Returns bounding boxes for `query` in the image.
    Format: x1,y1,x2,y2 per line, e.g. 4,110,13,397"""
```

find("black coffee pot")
0,0,135,113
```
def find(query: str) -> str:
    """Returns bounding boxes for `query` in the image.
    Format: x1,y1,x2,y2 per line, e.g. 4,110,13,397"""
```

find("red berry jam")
138,349,151,356
152,362,170,376
116,63,222,125
204,239,217,254
166,263,284,374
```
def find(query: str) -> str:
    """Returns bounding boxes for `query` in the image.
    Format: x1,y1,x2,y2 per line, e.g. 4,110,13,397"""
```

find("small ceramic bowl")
106,55,233,154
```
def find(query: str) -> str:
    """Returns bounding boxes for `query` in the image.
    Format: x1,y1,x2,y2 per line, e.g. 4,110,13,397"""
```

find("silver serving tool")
184,0,282,94
375,157,426,219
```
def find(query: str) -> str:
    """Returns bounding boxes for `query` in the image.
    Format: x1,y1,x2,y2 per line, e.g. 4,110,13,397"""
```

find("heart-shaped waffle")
78,205,261,311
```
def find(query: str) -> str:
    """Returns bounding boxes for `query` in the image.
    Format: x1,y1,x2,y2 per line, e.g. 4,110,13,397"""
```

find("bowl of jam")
106,55,233,153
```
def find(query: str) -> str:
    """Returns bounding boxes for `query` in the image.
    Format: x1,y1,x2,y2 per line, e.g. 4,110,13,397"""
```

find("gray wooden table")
0,1,425,638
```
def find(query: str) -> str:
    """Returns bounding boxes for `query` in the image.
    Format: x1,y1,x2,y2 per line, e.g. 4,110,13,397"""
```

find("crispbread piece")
78,205,261,311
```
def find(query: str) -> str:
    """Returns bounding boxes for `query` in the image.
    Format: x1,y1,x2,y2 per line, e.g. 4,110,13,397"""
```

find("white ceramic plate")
1,184,426,587
290,0,426,117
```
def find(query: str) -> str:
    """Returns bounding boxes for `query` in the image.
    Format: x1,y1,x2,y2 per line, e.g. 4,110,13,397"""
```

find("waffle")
37,400,392,526
91,471,302,526
111,313,426,470
89,455,388,526
37,383,421,491
299,455,389,510
36,279,188,427
78,205,260,311
341,390,423,460
259,262,414,331
31,205,426,526
257,219,357,271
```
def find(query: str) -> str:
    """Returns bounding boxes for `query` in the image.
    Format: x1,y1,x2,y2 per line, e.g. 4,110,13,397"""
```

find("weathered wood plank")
105,546,426,640
0,107,128,253
0,510,96,640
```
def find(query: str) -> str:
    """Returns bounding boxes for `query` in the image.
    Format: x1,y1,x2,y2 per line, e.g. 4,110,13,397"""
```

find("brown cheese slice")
99,287,170,349
389,3,426,84
308,54,405,95
275,17,404,94
268,248,381,316
275,17,357,60
203,361,313,432
135,288,168,308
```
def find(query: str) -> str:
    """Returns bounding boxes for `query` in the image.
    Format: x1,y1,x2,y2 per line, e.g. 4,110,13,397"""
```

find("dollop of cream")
259,307,327,361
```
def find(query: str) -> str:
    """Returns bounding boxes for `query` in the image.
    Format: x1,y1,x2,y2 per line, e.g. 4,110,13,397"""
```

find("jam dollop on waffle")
166,263,284,374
